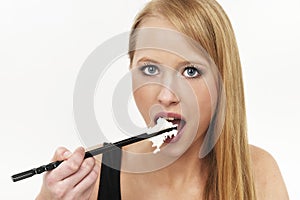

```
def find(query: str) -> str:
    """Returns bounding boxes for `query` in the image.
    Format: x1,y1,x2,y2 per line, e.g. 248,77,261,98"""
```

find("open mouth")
154,113,186,142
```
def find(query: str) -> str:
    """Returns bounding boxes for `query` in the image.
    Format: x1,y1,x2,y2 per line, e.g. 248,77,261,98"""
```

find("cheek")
133,86,157,124
192,83,213,129
198,91,212,123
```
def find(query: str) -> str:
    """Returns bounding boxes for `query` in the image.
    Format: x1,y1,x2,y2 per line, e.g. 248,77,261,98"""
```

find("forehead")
132,16,209,66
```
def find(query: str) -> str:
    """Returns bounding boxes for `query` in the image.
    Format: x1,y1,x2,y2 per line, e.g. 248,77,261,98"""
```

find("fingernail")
63,151,72,158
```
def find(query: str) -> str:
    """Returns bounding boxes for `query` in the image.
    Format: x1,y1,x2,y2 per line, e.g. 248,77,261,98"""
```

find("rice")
147,117,178,153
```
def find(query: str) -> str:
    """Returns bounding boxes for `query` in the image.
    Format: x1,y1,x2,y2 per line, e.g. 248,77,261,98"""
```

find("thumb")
51,147,71,162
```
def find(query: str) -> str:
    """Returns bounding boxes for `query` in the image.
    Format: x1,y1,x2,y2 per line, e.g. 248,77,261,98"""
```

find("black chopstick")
11,126,176,182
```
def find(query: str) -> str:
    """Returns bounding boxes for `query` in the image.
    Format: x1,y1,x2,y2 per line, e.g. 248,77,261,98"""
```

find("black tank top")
98,144,122,200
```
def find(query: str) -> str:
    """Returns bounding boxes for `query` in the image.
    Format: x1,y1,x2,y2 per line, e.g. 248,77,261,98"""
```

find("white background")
1,0,299,199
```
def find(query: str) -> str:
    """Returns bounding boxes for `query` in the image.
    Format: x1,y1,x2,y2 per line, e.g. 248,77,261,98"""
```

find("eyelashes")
139,63,204,79
183,65,204,78
140,64,160,76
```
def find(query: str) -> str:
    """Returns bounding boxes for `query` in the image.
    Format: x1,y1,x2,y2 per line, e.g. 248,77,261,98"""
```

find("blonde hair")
129,0,256,199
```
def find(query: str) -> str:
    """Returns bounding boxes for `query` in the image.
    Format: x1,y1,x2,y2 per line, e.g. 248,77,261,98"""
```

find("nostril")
157,87,179,106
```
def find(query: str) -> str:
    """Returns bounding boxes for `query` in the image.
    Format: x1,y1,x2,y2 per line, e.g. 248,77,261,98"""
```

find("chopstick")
11,126,176,182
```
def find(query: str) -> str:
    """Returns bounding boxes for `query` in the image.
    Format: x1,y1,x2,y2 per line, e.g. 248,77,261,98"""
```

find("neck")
122,137,208,188
153,140,207,187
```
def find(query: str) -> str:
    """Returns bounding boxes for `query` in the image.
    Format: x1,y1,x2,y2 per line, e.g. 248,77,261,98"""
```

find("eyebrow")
136,57,161,65
136,56,207,68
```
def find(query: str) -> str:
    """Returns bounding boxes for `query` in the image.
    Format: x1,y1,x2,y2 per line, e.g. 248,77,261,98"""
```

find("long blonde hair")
129,0,256,199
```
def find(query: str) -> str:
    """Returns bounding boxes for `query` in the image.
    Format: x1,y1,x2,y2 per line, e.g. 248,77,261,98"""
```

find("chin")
159,144,187,158
161,133,197,158
162,132,203,160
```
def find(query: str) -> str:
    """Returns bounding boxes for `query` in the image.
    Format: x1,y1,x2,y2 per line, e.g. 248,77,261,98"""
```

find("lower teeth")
165,135,174,141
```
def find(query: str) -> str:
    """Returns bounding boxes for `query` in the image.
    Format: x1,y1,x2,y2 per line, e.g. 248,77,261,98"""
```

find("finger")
63,157,95,187
49,147,85,181
51,147,71,162
72,162,100,197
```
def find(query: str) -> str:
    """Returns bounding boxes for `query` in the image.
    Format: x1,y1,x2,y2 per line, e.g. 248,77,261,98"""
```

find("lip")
153,111,186,143
154,112,186,124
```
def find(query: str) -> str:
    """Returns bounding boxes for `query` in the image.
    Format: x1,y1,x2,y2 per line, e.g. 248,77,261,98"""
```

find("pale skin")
36,16,289,200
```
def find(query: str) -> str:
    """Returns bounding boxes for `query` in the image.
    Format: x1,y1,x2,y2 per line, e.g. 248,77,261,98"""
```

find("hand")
36,147,100,200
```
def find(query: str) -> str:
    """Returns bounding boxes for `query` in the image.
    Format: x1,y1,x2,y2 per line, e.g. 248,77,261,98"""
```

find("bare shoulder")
249,145,289,200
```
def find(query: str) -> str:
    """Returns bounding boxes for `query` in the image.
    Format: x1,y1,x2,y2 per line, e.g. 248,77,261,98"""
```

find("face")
130,16,218,156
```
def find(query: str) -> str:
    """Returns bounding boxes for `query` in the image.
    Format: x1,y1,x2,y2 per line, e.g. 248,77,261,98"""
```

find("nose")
157,86,180,107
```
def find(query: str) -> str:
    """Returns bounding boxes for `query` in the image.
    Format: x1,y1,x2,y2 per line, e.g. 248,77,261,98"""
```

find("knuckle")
44,177,65,199
67,159,81,172
52,185,66,199
83,158,95,169
44,178,66,199
45,174,56,187
67,193,75,200
92,164,100,177
80,191,92,200
89,172,98,183
88,165,100,183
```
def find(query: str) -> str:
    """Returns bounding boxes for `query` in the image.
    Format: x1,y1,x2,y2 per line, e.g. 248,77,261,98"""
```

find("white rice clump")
147,117,178,154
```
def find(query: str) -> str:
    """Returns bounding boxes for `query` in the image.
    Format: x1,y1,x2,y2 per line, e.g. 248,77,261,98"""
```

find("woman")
36,0,289,199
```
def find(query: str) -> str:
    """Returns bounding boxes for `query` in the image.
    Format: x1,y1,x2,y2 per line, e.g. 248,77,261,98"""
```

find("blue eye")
182,66,202,78
140,64,159,76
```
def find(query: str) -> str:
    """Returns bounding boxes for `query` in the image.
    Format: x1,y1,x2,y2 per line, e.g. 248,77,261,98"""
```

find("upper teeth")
164,117,175,121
